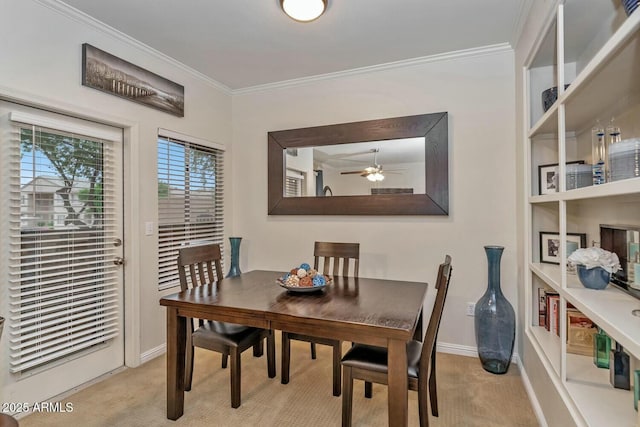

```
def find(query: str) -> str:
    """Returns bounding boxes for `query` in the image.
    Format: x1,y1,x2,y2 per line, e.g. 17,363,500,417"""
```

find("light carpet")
20,334,538,426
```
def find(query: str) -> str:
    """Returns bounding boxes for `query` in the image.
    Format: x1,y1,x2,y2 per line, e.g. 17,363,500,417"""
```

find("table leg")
387,338,408,427
167,307,186,420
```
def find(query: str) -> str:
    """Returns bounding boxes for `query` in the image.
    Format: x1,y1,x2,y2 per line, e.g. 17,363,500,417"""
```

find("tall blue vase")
474,245,515,374
226,237,242,278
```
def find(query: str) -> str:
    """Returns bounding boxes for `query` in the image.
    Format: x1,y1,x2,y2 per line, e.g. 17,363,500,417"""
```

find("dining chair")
177,243,276,408
340,255,452,427
281,241,360,397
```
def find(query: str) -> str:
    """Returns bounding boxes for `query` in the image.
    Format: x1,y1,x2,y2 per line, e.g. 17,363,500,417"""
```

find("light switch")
145,221,154,236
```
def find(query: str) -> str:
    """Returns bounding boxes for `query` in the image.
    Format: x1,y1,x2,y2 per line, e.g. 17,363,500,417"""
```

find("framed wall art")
82,43,184,117
538,160,584,195
539,231,587,264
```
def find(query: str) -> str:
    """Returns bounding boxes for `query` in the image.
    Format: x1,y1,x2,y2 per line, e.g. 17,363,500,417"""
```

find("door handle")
113,238,122,247
113,257,125,266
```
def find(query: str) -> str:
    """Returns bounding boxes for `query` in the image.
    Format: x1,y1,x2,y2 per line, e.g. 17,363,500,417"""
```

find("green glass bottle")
594,327,611,369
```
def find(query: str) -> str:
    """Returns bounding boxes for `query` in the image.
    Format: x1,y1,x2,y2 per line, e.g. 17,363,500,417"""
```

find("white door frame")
0,85,143,369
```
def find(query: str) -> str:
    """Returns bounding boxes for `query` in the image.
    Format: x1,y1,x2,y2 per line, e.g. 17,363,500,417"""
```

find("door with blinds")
0,101,124,404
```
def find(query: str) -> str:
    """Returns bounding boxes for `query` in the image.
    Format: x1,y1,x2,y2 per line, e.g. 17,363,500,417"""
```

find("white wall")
0,0,232,373
231,49,517,351
1,0,520,405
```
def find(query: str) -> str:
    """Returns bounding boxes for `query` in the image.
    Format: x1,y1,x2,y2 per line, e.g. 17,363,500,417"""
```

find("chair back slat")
177,243,223,291
313,242,360,277
419,255,452,383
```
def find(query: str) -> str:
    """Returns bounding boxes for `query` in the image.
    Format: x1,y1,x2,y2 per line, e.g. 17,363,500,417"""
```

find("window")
285,169,305,197
157,129,225,290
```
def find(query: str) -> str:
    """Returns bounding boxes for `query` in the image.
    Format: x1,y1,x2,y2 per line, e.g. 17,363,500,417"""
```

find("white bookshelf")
524,1,640,425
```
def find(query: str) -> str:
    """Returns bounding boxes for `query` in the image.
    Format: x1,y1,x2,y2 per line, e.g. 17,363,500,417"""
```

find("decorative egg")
299,276,312,287
297,268,308,278
290,268,298,276
300,263,311,271
312,275,326,287
285,275,300,286
308,268,318,277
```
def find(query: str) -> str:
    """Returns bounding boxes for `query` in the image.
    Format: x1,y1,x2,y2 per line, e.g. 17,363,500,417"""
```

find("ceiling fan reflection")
340,149,403,182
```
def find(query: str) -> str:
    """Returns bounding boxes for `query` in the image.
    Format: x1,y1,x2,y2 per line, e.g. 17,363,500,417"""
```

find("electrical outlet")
466,302,475,316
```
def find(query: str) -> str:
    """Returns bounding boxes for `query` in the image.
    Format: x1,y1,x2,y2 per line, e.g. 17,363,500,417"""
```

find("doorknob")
113,257,125,266
113,238,122,247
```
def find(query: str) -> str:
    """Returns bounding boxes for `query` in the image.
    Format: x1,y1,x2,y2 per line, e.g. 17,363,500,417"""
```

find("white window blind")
157,131,224,290
5,115,120,373
285,169,304,197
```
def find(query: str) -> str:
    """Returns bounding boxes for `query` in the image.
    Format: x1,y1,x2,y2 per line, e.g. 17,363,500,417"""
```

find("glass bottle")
474,246,515,374
591,121,606,185
606,118,622,182
594,327,611,368
610,342,631,390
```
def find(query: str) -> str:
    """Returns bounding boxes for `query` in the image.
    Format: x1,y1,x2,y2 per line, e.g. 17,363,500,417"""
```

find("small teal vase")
474,245,516,374
226,237,242,278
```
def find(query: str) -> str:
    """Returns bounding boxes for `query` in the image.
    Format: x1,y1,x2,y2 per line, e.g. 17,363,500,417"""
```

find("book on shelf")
566,307,596,356
548,295,560,336
539,289,559,331
537,287,547,327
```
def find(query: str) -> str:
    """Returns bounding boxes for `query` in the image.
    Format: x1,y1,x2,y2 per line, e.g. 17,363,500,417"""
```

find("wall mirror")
268,112,448,215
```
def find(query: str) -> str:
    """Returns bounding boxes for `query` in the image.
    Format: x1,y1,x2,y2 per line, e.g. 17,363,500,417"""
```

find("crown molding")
233,43,513,95
36,0,233,95
35,1,513,97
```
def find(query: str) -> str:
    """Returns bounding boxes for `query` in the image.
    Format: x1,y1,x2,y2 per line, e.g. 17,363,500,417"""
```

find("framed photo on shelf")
538,160,585,195
539,231,587,264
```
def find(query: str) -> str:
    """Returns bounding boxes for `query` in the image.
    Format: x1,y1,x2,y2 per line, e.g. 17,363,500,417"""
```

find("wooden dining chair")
177,243,276,408
341,255,452,427
281,241,360,397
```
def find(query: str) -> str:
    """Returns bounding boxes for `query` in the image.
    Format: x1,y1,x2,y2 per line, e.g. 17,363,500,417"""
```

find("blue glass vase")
474,245,516,374
226,237,242,278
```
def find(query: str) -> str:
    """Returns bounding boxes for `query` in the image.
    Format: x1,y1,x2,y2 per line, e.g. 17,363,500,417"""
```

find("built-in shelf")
524,2,640,424
530,325,561,376
565,278,640,358
566,353,637,427
530,177,640,204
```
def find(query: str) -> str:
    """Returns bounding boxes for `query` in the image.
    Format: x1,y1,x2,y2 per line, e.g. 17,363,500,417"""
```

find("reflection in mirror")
268,112,448,215
284,138,425,197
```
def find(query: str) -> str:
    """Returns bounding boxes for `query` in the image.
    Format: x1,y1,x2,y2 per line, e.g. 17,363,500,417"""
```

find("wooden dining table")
160,269,428,427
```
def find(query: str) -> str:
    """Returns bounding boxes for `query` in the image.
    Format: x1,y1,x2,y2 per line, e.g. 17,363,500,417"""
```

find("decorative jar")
576,265,610,290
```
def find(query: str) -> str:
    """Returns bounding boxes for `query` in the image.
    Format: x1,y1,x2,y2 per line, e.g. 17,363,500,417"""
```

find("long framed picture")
539,231,587,264
82,43,185,117
538,161,584,195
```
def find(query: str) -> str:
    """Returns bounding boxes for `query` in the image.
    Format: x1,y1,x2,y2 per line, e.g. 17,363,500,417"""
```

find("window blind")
285,169,304,197
157,132,224,290
5,116,120,373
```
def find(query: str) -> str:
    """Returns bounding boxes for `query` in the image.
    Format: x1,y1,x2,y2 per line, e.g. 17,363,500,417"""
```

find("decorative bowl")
277,263,332,293
576,265,611,290
277,279,327,293
542,84,570,112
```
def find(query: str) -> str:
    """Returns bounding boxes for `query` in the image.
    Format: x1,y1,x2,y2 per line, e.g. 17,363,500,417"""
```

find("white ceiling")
61,0,532,91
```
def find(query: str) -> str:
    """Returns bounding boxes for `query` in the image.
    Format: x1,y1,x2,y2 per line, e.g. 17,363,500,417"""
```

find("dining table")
160,269,428,427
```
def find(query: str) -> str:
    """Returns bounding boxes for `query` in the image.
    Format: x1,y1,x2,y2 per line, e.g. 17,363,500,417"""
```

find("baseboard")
436,342,520,365
140,344,166,364
516,355,549,427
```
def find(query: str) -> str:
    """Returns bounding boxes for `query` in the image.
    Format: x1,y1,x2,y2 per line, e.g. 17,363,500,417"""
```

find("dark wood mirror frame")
268,112,449,215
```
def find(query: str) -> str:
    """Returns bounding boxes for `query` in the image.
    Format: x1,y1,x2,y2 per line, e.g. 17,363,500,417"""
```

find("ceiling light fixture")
280,0,327,22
